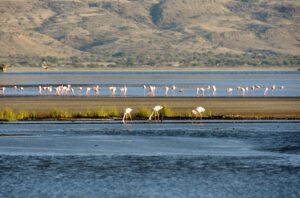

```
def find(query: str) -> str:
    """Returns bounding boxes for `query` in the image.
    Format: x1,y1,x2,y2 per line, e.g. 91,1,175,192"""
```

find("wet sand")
1,96,300,119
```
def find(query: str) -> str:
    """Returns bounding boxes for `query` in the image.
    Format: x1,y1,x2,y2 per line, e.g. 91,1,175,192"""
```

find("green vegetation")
134,107,152,119
0,107,215,121
0,108,36,121
2,51,300,70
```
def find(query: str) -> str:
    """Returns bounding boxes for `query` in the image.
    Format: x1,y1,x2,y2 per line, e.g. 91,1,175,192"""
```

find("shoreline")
2,66,299,73
1,96,299,120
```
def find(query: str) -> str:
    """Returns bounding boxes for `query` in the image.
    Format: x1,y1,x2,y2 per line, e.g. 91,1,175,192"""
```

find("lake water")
0,120,299,197
1,71,300,96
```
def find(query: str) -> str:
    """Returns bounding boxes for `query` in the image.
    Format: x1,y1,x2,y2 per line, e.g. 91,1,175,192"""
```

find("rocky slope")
0,0,299,68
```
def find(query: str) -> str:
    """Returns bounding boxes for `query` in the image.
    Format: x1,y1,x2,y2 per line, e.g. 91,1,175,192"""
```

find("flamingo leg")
122,113,126,123
194,113,198,120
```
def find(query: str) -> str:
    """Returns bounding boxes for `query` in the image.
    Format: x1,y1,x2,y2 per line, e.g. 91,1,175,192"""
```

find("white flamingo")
143,85,147,96
86,87,91,96
93,85,101,96
48,86,53,95
109,86,116,96
122,108,133,124
264,87,269,96
149,85,156,96
197,87,205,96
164,86,169,96
0,87,6,95
120,85,128,97
271,85,276,95
191,106,206,119
240,87,246,96
78,87,83,95
38,86,43,95
227,88,233,95
149,105,163,121
212,85,217,96
14,86,18,94
171,85,176,96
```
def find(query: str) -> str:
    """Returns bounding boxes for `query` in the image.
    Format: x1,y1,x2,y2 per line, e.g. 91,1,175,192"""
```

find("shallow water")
0,121,299,197
1,71,299,96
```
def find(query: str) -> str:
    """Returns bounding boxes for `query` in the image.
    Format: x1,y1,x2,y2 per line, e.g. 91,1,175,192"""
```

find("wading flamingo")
86,87,91,96
120,85,128,97
264,87,269,96
143,85,147,96
93,85,101,96
191,106,206,119
38,86,43,95
196,87,205,96
149,85,156,96
227,88,233,96
0,87,6,95
122,108,133,124
212,85,217,96
109,86,116,96
164,86,169,96
149,105,163,121
78,87,83,95
171,85,176,96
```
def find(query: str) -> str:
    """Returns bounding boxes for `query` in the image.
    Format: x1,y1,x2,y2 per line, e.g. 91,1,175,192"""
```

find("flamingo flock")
0,84,285,97
122,105,206,124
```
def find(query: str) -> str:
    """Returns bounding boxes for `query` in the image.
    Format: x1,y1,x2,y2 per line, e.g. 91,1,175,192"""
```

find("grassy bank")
0,96,299,121
0,106,196,121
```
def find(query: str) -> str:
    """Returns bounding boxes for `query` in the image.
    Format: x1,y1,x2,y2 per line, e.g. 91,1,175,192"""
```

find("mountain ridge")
0,0,299,69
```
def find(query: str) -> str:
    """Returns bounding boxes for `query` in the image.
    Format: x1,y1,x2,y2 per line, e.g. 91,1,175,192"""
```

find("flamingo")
149,85,156,96
197,87,205,96
212,85,217,96
120,85,128,97
20,87,24,94
93,85,101,96
196,88,200,96
143,85,147,96
14,86,18,94
164,86,169,96
227,88,233,95
78,87,83,95
86,87,91,96
171,85,176,96
149,105,163,121
122,108,133,124
264,87,269,96
0,87,6,95
240,87,246,96
191,106,206,119
38,86,43,95
48,86,53,95
109,86,116,96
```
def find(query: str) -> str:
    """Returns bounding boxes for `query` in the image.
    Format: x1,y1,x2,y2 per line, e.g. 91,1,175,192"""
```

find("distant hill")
0,0,299,69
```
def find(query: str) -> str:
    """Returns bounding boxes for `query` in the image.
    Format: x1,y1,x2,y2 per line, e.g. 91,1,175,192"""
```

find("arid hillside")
0,0,299,69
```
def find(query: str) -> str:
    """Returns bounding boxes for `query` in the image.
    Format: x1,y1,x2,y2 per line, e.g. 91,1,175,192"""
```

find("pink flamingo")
122,108,133,124
191,106,206,119
149,105,163,121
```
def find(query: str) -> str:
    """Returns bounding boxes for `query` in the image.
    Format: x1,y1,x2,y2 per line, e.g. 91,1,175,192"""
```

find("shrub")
50,109,71,119
0,108,16,121
161,106,174,118
134,107,151,119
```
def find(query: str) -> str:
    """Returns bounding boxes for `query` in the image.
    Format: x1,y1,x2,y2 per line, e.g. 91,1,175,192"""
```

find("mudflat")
1,96,299,119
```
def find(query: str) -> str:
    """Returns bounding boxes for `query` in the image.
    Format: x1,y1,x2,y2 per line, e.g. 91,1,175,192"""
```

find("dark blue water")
1,70,299,96
0,121,299,197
